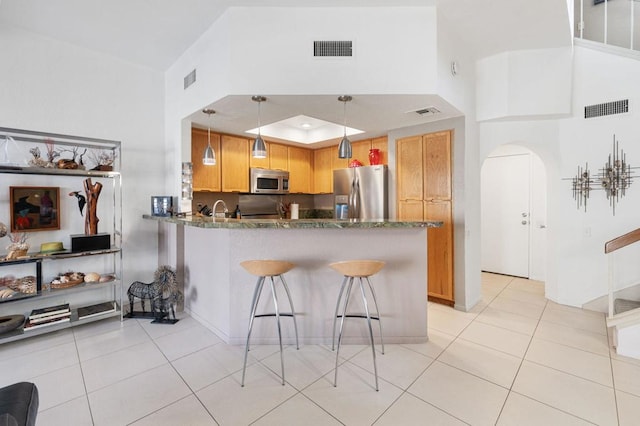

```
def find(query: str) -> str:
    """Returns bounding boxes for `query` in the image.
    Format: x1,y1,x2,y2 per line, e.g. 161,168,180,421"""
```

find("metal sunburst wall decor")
571,163,593,212
568,135,637,215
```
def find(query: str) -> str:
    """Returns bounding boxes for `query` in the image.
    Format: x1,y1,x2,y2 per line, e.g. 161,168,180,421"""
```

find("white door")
481,154,530,277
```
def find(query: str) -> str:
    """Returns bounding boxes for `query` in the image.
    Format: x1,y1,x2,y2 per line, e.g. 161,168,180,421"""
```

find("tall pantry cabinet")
397,130,454,305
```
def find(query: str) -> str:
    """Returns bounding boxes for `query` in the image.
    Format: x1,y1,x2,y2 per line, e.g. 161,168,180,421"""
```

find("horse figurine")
127,265,178,319
151,290,184,322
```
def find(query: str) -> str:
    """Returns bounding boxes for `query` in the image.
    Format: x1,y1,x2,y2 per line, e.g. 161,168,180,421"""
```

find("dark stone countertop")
143,214,441,229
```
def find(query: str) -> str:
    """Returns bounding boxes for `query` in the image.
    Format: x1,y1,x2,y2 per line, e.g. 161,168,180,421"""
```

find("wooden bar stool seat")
329,260,385,391
240,260,299,387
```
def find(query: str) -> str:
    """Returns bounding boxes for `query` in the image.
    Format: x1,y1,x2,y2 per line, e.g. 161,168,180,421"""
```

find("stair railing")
605,228,640,319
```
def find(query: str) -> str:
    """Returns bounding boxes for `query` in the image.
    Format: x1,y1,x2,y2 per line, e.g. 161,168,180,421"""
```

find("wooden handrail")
605,228,640,253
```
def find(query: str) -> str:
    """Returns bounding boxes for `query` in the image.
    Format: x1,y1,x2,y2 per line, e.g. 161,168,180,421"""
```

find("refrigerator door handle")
350,175,360,219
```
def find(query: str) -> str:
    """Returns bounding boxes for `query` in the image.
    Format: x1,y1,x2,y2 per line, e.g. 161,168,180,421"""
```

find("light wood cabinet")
221,135,250,192
398,199,423,220
288,146,312,193
330,144,349,170
270,143,289,171
424,131,451,200
351,140,372,165
313,147,333,194
396,135,423,200
191,128,221,192
425,200,453,303
396,130,454,306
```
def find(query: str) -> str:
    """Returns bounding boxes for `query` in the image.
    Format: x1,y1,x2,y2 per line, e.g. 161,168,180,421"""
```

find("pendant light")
338,95,353,159
202,109,216,166
251,96,267,158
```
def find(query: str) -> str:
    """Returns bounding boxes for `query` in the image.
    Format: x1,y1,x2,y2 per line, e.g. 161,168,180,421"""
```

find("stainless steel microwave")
250,168,289,194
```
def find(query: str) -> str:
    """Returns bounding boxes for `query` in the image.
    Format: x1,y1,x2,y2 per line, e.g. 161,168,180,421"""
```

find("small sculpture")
68,191,86,216
126,265,181,324
83,178,102,235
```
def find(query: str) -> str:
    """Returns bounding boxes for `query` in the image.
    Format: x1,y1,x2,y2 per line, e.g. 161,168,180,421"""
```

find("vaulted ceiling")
0,0,571,71
0,0,572,144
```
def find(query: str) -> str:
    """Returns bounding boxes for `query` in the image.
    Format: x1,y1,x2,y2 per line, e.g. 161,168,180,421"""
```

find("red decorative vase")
368,148,381,165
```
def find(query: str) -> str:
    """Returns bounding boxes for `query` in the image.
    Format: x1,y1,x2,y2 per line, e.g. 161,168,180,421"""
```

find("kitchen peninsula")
145,215,441,345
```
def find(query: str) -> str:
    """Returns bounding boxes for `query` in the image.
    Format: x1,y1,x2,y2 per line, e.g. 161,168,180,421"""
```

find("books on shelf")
24,303,72,331
29,303,70,320
23,316,70,331
77,301,116,320
29,311,71,324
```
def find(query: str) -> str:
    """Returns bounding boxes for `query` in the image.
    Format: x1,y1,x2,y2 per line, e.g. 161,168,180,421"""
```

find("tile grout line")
72,325,96,426
141,317,224,425
607,323,621,426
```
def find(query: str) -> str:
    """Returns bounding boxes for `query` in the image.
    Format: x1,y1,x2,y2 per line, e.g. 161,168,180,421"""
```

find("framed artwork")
10,186,60,232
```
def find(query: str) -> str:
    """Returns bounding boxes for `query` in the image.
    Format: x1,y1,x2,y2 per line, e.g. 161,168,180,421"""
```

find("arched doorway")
481,144,547,281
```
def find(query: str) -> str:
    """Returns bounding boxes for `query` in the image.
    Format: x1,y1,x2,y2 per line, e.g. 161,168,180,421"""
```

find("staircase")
605,228,640,359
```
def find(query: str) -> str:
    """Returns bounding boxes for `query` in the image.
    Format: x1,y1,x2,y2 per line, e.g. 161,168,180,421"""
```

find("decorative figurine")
83,178,102,235
125,265,181,324
68,191,86,216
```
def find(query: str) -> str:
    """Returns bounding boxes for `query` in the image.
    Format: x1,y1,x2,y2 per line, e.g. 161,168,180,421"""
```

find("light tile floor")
3,272,640,425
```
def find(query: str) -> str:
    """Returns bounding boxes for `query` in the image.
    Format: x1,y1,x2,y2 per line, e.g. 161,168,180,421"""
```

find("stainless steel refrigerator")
333,165,388,220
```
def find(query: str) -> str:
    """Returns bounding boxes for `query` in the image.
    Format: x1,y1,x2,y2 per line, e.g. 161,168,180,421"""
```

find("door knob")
521,213,528,217
521,220,528,225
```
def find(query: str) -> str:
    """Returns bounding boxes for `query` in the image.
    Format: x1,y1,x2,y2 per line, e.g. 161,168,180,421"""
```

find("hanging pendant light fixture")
338,95,353,159
202,109,216,166
251,96,267,159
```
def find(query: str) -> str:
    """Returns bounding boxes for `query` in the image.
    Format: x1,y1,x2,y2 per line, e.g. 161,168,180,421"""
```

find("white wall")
164,6,438,195
0,26,165,283
437,10,481,311
476,48,573,121
478,44,640,307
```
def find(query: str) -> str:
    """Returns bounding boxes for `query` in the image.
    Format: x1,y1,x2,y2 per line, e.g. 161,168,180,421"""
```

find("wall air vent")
584,99,628,119
184,69,196,90
414,107,441,116
313,41,352,57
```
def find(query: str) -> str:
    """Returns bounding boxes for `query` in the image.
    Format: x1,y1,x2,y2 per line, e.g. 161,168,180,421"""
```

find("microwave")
250,168,290,194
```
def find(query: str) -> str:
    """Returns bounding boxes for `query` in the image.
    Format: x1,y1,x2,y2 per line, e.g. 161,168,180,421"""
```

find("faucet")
212,199,228,218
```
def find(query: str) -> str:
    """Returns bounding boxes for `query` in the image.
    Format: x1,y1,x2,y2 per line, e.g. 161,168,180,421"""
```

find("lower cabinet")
425,200,454,305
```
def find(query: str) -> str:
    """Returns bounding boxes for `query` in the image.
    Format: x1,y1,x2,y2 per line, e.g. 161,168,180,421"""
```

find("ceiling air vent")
584,99,628,119
414,107,441,116
314,41,352,57
184,69,196,90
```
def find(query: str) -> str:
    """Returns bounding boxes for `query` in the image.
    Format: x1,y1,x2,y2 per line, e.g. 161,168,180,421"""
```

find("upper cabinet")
192,128,221,192
270,143,289,171
396,135,423,201
288,146,312,194
221,135,250,192
191,128,388,195
313,147,333,194
424,131,451,200
351,140,373,165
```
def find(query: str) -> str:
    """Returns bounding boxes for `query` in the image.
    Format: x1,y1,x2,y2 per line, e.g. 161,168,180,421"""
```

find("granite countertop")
143,214,442,229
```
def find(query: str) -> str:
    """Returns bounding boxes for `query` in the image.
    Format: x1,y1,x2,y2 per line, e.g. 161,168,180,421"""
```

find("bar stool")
329,260,385,391
240,260,299,387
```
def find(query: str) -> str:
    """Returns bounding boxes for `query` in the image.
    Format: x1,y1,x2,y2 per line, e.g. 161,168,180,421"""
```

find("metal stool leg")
334,277,354,387
332,276,349,351
269,276,286,385
366,277,384,355
279,274,299,350
359,277,379,391
242,276,265,387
